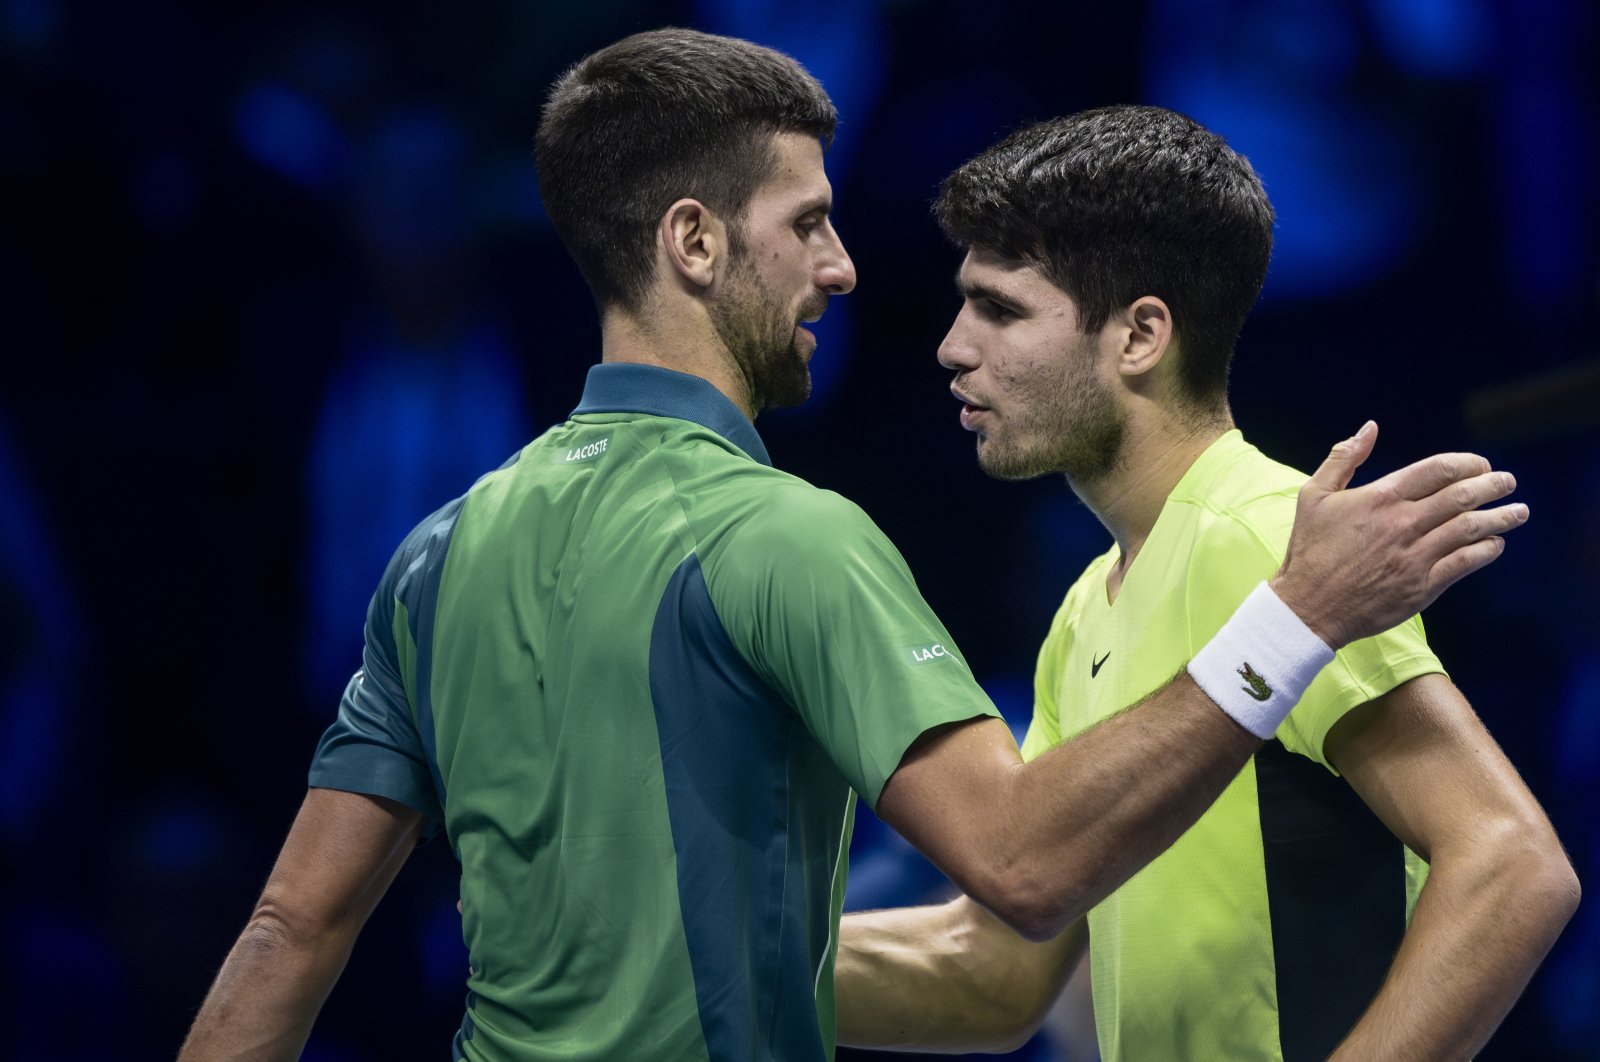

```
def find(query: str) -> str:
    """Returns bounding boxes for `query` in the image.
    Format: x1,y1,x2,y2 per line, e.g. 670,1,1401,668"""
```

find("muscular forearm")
179,908,359,1061
180,790,423,1059
990,672,1260,938
1329,829,1580,1060
180,902,361,1062
836,897,1083,1052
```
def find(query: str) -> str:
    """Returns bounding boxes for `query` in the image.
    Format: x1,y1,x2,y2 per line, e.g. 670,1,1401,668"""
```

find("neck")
1071,405,1232,592
599,303,756,419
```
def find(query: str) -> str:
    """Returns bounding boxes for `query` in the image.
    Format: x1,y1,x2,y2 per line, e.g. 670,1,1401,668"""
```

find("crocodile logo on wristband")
1237,662,1272,702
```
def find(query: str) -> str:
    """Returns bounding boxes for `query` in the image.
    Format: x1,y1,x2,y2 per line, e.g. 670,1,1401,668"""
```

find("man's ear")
659,198,727,291
1115,295,1175,379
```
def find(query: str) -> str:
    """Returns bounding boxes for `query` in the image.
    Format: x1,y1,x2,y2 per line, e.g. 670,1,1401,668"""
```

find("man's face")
709,132,856,413
938,248,1126,482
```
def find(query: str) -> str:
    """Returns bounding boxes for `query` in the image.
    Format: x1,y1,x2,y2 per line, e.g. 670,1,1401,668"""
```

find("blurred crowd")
2,1,1595,1057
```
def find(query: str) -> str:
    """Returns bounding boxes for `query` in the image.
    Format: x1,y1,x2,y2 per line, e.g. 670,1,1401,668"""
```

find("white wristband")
1187,581,1335,739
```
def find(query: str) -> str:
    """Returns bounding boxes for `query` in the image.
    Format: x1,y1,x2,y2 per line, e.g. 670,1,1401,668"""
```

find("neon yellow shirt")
1021,430,1442,1061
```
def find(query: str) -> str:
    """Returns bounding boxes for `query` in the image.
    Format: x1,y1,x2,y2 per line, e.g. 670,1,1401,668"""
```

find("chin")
759,362,812,412
977,441,1052,482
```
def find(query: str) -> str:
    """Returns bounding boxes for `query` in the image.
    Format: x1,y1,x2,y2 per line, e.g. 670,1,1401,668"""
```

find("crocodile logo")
1237,662,1272,702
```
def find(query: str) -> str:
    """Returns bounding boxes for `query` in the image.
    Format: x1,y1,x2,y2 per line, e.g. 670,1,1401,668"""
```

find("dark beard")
709,264,812,414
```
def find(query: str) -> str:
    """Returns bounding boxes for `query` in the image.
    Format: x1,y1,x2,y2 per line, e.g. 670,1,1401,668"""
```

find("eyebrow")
795,196,832,218
954,270,1020,307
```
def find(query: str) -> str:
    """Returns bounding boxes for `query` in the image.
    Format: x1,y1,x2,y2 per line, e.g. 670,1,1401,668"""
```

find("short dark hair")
935,105,1274,407
536,28,837,311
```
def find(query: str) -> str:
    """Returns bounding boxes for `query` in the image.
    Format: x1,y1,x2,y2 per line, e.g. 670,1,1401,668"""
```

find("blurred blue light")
0,670,62,835
355,107,469,257
0,416,76,842
421,897,471,997
137,802,233,878
1368,0,1491,78
302,328,528,700
1146,0,1421,298
1,0,61,52
1500,78,1588,299
1256,1,1362,82
233,82,350,193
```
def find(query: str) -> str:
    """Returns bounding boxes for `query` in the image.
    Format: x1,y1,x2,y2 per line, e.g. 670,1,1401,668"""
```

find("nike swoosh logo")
1091,651,1111,678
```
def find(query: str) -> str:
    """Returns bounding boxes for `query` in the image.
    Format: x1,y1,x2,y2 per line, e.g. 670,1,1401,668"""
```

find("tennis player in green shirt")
836,106,1579,1061
182,37,1536,1061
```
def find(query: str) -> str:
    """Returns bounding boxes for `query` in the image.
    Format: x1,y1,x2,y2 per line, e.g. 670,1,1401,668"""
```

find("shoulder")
386,496,467,595
721,473,890,558
1177,443,1309,570
697,472,925,622
381,447,525,606
1159,444,1310,625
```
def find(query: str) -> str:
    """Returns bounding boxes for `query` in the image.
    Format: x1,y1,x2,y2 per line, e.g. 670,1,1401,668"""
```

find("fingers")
1410,469,1519,529
1306,421,1378,494
1418,500,1531,557
1424,536,1511,605
1372,450,1494,503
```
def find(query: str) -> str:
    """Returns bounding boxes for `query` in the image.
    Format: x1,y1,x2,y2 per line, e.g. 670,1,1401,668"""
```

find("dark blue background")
3,0,1596,1058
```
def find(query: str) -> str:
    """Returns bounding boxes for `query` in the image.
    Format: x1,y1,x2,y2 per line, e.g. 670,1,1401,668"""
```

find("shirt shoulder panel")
695,475,998,809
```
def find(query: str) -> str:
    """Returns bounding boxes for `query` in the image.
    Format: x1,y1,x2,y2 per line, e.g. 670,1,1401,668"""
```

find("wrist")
1267,570,1349,650
1188,582,1336,739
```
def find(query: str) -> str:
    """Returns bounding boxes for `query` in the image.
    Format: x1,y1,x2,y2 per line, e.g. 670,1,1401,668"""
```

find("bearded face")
709,251,822,414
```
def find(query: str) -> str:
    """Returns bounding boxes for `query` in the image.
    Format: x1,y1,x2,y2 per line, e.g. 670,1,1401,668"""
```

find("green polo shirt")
1022,430,1442,1061
309,363,996,1061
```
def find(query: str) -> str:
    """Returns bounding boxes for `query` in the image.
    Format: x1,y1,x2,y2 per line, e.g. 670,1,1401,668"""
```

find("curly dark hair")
936,105,1274,408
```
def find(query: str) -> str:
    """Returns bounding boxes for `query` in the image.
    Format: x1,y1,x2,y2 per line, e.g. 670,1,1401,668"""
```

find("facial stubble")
977,332,1126,483
710,258,816,414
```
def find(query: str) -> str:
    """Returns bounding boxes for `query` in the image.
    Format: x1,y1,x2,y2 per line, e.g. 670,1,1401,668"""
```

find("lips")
952,386,991,432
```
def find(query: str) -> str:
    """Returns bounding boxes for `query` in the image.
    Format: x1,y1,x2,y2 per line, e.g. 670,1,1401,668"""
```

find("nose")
937,307,979,371
816,222,856,295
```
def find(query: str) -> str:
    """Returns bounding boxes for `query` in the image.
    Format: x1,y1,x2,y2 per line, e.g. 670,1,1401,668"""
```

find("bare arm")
835,897,1084,1052
1325,674,1580,1060
877,425,1528,941
179,788,426,1061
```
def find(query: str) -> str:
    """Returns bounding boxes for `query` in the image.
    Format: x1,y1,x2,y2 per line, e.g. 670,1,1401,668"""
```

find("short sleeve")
308,536,445,836
1280,615,1444,771
705,488,998,810
1182,509,1444,774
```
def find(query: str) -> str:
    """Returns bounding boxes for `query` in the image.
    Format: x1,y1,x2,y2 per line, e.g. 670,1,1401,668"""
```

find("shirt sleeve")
1182,508,1445,774
307,527,446,836
705,486,999,810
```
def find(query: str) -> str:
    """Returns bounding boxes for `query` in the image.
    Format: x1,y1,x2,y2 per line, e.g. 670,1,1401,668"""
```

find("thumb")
1307,420,1378,495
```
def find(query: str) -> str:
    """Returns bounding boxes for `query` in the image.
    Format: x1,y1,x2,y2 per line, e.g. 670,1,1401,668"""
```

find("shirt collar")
571,363,772,467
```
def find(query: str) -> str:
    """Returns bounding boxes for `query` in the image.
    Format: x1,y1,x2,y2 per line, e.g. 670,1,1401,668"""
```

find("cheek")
990,349,1053,397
